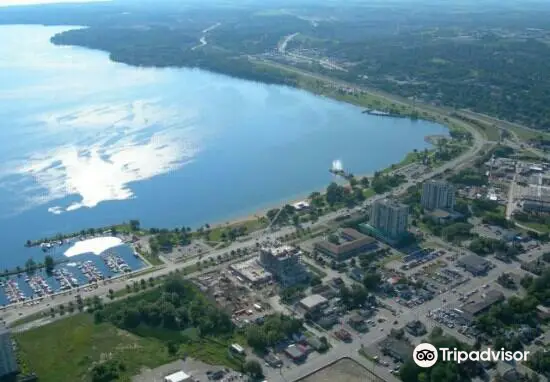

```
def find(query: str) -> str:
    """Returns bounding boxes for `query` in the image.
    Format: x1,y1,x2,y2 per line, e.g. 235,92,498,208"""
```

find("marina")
0,239,146,306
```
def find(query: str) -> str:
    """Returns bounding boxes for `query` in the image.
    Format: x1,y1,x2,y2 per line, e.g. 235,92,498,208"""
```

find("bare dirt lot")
298,357,385,382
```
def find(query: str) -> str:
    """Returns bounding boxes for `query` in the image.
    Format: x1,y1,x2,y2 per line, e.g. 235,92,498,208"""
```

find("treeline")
51,27,299,87
246,314,303,352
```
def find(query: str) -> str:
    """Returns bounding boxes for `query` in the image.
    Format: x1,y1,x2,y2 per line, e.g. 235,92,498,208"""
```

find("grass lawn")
517,221,550,233
206,218,268,242
381,151,421,174
362,188,376,199
377,253,403,266
16,314,245,382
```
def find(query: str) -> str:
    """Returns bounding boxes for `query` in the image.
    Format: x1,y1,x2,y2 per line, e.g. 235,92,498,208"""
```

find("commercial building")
0,328,17,378
164,371,192,382
259,244,310,287
229,258,272,287
421,180,456,211
523,197,550,214
457,254,492,276
461,290,504,323
314,228,378,261
364,199,409,242
298,294,329,313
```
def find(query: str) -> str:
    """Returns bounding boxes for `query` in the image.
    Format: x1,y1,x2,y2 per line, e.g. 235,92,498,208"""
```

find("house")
284,345,307,362
306,336,327,352
380,337,414,362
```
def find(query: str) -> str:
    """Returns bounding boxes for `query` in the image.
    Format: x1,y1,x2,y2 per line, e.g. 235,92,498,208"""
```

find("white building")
369,199,409,240
164,371,192,382
421,180,456,211
0,328,17,378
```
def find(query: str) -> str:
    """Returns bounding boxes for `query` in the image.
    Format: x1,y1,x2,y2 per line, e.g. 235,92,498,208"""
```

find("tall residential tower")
421,180,456,211
369,199,409,240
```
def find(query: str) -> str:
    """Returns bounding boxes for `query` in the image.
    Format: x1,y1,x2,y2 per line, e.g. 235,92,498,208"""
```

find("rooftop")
376,198,408,210
299,294,328,310
462,290,504,316
229,257,272,283
315,229,376,257
164,371,190,382
458,254,490,270
380,337,414,361
261,244,302,260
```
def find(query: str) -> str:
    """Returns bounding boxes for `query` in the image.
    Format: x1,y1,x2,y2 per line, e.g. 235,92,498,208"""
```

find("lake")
0,25,448,269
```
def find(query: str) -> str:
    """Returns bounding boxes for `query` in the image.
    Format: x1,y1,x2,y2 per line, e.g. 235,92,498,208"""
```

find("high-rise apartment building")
421,180,456,211
259,244,310,287
369,199,409,240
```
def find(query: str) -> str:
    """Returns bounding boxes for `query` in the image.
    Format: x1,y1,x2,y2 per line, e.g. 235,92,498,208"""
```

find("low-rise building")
457,254,492,276
229,258,272,287
298,294,329,314
314,229,378,261
284,345,307,362
380,337,414,362
461,290,504,323
164,371,192,382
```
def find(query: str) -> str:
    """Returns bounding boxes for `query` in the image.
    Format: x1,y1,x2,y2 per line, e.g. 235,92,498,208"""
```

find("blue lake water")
0,24,448,271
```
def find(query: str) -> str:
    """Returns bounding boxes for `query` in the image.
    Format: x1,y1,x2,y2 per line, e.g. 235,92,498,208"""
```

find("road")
191,22,221,50
278,33,299,54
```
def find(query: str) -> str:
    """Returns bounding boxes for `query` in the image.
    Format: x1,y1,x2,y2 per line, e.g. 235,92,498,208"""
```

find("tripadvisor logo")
413,343,530,368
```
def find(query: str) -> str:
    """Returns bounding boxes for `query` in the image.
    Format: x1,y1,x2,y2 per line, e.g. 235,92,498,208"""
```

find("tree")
129,219,140,231
25,258,37,274
167,340,179,356
243,360,263,379
44,255,55,274
327,234,340,245
363,272,382,292
91,359,125,382
326,182,345,205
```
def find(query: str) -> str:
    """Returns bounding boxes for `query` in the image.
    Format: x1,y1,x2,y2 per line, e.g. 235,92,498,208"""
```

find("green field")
16,314,244,382
206,217,268,242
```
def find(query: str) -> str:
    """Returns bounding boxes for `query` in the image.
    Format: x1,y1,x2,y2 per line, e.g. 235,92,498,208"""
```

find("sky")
0,0,110,7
